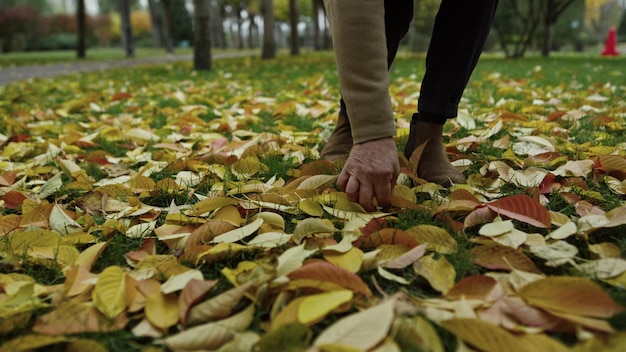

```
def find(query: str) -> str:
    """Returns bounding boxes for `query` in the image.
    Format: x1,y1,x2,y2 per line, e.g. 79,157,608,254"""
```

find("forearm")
324,0,396,144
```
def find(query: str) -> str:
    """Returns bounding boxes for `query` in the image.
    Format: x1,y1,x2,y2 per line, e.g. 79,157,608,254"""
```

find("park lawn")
0,52,626,351
0,47,195,68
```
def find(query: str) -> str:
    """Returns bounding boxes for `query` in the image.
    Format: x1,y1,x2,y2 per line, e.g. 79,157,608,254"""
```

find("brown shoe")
404,121,465,186
321,113,353,161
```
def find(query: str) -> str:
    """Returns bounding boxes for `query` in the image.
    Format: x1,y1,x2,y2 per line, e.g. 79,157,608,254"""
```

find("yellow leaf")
190,196,240,216
299,198,324,217
392,184,417,203
414,253,456,294
74,242,108,271
441,319,527,352
393,316,444,352
212,205,242,226
92,266,127,319
296,174,337,190
298,290,353,326
324,247,364,273
292,218,337,244
231,156,263,179
253,211,286,230
212,217,264,243
196,242,253,265
406,225,458,254
145,291,179,330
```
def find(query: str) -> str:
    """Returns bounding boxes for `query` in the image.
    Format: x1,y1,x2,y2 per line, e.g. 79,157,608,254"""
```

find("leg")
405,0,498,185
321,0,414,161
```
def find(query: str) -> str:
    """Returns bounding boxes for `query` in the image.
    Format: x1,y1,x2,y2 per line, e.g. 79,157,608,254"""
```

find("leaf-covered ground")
1,52,626,352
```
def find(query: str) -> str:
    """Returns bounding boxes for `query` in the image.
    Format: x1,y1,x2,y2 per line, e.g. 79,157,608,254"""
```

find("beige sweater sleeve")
324,0,396,144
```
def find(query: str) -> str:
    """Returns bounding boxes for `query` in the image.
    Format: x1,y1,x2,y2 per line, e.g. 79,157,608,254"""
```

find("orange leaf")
287,260,372,298
487,194,551,228
518,276,625,318
446,275,499,300
354,228,419,250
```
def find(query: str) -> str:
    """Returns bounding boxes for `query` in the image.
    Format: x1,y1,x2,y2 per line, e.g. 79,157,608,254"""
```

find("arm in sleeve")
324,0,396,144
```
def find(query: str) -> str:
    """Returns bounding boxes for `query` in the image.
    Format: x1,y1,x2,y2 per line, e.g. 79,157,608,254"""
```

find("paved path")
0,51,256,86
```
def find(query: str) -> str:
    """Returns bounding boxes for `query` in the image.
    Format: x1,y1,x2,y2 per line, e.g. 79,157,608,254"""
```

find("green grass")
2,49,626,351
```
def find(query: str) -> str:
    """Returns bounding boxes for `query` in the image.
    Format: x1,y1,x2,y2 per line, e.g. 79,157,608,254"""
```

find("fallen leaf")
313,298,396,350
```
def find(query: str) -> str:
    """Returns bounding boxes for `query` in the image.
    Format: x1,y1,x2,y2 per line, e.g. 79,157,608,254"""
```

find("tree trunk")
148,0,163,47
193,0,212,70
236,6,244,49
312,0,321,50
261,0,276,59
541,20,556,57
77,0,86,59
249,13,258,48
119,0,135,57
289,0,300,55
161,0,175,53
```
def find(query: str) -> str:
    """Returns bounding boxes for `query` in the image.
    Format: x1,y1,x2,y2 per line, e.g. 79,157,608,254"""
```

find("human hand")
337,137,400,212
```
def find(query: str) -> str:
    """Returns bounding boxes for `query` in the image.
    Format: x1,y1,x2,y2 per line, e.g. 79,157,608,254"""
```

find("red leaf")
537,173,558,194
2,190,28,209
487,194,551,228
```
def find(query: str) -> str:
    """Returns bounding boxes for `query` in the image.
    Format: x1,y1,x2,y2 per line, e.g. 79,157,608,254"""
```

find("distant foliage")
0,6,40,52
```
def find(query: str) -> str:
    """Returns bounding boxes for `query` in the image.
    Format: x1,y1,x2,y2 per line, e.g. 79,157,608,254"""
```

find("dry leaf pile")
1,55,626,351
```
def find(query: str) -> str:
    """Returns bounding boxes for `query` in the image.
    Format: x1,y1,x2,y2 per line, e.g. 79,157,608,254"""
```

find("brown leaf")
179,279,219,324
287,260,372,298
470,244,541,273
33,302,127,335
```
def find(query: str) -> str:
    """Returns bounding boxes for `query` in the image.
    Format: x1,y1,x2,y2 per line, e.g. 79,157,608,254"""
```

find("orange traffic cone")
601,27,620,56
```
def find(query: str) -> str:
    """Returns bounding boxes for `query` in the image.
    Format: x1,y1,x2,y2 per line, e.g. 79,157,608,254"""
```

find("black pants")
339,0,499,124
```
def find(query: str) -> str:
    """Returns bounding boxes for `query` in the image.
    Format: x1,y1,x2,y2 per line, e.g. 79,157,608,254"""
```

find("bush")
28,33,78,51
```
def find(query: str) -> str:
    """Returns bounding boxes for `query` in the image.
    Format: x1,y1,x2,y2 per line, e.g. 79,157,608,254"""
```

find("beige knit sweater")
324,0,396,144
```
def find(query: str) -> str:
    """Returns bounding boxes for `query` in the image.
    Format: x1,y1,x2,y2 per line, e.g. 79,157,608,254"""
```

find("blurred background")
0,0,624,59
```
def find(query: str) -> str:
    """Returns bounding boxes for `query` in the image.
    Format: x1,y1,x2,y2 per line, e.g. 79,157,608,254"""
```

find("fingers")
373,177,392,208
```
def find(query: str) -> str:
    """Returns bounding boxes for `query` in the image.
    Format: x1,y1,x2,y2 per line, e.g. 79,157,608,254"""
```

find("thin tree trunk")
148,0,163,47
193,0,212,70
119,0,135,57
262,0,276,59
289,0,300,55
77,0,86,58
161,0,175,53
